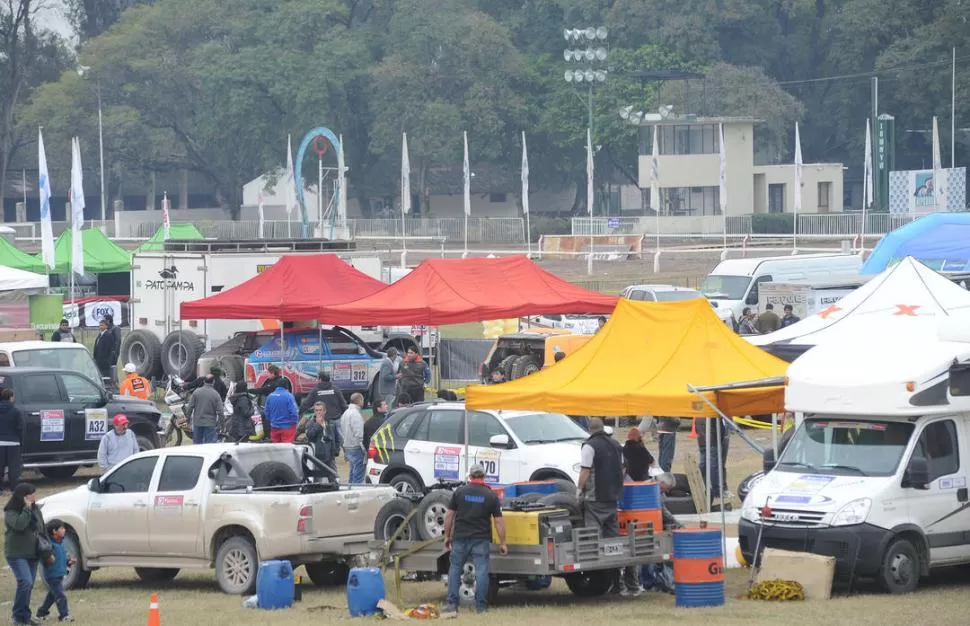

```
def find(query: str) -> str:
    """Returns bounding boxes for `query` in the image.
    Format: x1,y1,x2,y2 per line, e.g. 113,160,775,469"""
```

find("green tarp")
43,228,132,274
133,223,204,254
0,238,47,273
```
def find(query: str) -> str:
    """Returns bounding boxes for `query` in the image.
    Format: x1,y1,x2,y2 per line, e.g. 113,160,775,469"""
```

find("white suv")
365,402,586,493
622,284,736,329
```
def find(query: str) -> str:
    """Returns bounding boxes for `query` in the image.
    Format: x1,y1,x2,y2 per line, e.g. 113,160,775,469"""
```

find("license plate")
602,544,622,556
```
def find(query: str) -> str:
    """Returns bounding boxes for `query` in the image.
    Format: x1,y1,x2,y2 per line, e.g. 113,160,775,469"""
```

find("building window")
769,183,785,213
665,186,720,216
818,182,831,210
657,124,720,155
489,192,507,203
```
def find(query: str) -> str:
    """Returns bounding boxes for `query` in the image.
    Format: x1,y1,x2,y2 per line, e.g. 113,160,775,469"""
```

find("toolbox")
492,507,572,546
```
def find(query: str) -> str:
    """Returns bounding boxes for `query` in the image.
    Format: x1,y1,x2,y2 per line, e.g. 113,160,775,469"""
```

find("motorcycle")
163,377,266,446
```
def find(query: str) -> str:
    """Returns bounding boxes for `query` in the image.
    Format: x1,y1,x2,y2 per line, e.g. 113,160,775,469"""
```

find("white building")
636,116,844,216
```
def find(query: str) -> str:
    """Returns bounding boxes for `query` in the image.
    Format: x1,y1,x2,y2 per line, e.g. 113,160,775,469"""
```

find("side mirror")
762,448,777,473
903,457,930,490
489,434,511,449
87,477,101,493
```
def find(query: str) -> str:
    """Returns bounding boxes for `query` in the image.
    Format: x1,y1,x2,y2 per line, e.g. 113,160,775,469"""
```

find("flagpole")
862,119,873,255
21,169,26,217
651,125,661,273
463,131,470,259
586,127,594,276
522,132,531,258
793,122,802,254
718,124,727,259
401,132,410,269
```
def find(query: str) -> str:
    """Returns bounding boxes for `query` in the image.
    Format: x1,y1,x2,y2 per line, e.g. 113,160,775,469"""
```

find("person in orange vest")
118,363,152,400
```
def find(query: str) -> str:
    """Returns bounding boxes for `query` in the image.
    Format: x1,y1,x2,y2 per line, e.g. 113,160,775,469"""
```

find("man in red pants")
265,383,299,443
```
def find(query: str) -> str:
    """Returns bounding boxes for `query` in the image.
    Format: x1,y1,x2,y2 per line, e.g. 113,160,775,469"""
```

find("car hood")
38,484,90,512
747,469,892,512
108,395,161,415
522,440,584,476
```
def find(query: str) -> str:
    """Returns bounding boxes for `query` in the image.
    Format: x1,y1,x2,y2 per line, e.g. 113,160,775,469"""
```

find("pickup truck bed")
39,443,395,594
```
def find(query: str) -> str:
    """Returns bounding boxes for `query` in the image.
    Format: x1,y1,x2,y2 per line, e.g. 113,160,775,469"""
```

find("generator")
492,506,572,546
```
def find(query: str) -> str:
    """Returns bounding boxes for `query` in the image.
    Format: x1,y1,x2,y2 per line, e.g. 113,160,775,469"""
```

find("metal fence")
131,220,298,240
438,339,493,381
571,212,937,238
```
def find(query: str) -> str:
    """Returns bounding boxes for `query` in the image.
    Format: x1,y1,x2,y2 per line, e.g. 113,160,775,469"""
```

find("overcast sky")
36,0,75,42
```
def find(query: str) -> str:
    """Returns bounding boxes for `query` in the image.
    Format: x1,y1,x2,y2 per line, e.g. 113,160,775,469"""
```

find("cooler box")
491,508,571,545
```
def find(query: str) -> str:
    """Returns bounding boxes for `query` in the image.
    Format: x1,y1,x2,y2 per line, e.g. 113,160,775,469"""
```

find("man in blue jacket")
265,385,298,443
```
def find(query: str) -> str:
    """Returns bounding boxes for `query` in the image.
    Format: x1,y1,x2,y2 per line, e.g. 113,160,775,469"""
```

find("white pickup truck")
38,443,395,594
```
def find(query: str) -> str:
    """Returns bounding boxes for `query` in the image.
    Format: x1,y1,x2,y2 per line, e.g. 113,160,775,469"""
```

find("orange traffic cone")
147,592,160,626
688,418,698,439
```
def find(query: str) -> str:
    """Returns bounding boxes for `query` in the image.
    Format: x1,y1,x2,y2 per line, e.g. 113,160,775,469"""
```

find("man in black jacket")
183,365,229,401
300,371,347,416
92,320,114,380
103,314,121,378
253,364,292,396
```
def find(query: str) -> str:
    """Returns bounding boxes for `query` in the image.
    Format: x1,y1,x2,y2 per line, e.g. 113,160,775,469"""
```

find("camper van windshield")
12,348,103,387
700,275,750,300
777,417,913,477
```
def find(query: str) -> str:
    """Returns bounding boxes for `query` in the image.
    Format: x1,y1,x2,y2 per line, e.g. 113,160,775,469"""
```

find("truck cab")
740,325,970,593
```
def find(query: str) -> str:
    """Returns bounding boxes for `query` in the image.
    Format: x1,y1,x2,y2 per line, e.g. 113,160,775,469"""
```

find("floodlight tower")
563,26,608,138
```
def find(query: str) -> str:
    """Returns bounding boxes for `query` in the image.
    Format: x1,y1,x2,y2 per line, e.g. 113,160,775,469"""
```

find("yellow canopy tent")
465,298,788,417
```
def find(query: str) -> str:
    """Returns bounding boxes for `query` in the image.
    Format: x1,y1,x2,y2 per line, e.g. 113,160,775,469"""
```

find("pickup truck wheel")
374,498,418,541
216,536,258,595
304,562,350,587
416,490,452,541
250,461,301,487
62,531,91,590
879,538,920,594
389,473,422,495
135,567,180,583
38,466,78,480
564,570,613,597
136,435,155,452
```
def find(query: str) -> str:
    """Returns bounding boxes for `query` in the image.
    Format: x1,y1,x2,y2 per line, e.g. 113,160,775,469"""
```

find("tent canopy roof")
316,256,618,326
752,256,970,351
465,298,787,417
134,224,204,254
179,254,387,321
0,238,46,274
0,265,48,291
862,213,970,274
45,229,131,274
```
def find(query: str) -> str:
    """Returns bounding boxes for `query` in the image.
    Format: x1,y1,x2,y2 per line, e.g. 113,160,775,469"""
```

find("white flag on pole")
586,128,594,216
70,137,85,276
718,123,727,247
257,190,265,239
864,120,873,209
162,191,171,241
521,132,529,216
933,116,946,211
285,134,296,222
401,132,411,215
794,122,803,249
463,132,471,217
337,134,347,224
38,128,55,271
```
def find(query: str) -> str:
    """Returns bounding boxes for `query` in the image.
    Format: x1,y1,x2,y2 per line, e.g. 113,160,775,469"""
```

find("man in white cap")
441,464,507,615
118,363,152,400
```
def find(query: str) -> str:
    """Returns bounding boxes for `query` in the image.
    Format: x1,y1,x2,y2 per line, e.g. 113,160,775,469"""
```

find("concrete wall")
753,164,845,214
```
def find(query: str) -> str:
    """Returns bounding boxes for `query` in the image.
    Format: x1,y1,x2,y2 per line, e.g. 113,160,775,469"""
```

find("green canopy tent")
0,237,47,274
43,228,132,274
133,223,204,254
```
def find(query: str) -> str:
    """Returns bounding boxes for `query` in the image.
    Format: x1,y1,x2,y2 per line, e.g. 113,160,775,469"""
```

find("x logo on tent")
893,304,920,316
818,304,841,319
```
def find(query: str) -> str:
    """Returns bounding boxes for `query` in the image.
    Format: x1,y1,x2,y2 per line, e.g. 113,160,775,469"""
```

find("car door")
408,409,466,484
908,419,970,563
324,329,373,397
148,454,205,556
57,373,108,456
86,455,159,556
465,411,524,484
15,373,69,461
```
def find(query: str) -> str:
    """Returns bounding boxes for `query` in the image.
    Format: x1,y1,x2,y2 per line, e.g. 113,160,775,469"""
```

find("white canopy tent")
0,265,48,291
750,256,970,360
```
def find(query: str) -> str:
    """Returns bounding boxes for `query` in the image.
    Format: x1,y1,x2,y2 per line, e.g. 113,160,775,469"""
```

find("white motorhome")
740,322,970,593
126,250,408,379
757,277,868,321
700,254,862,321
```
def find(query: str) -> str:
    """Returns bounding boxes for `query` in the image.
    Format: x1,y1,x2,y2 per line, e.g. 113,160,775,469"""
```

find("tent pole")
716,417,727,568
704,416,711,514
318,325,323,381
772,413,779,459
686,384,765,455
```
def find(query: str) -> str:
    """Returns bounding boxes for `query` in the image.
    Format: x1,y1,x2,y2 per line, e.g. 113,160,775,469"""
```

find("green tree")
68,0,156,41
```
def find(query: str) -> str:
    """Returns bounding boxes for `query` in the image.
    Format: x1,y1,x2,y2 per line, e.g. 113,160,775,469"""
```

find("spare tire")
374,498,418,541
416,490,453,541
161,330,205,379
537,493,583,527
498,355,518,380
510,355,540,380
219,356,245,383
121,330,163,379
250,461,301,488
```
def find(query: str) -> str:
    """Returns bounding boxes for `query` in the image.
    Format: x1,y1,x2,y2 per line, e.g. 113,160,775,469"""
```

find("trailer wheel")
564,570,613,597
122,330,163,379
161,330,205,379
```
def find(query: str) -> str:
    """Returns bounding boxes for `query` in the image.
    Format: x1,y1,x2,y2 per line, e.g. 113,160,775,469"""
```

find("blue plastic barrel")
619,481,662,511
672,529,725,608
256,560,295,610
347,567,385,617
513,481,558,496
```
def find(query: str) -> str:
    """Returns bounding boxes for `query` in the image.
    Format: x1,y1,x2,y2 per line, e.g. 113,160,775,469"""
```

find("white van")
739,325,970,593
700,254,862,321
0,341,104,388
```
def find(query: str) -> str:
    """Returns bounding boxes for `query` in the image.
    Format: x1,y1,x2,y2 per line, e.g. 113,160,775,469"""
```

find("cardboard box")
757,548,835,600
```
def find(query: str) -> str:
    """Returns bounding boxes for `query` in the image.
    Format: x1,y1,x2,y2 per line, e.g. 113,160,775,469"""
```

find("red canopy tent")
179,254,386,320
315,256,618,326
